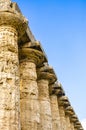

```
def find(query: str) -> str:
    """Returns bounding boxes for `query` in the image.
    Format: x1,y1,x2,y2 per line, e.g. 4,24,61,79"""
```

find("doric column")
37,65,57,130
58,95,67,130
70,115,78,130
71,115,83,130
19,42,46,130
66,116,71,130
70,122,75,130
0,1,27,130
59,105,67,130
65,106,74,130
53,83,67,130
49,83,62,130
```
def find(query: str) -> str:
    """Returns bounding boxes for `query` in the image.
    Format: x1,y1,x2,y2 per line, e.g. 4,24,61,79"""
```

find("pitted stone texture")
20,62,37,80
0,12,27,38
50,95,61,130
0,26,20,130
38,79,52,130
0,26,18,52
0,0,11,10
20,61,40,130
38,79,50,100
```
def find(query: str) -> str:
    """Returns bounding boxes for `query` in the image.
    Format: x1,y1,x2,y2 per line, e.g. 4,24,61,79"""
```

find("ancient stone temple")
0,0,84,130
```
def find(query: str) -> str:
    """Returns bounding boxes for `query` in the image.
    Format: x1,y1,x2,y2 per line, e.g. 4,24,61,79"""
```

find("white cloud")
81,119,86,130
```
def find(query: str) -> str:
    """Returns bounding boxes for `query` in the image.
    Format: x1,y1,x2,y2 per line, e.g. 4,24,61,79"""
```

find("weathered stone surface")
20,61,40,130
65,115,71,130
0,0,11,11
50,94,61,130
0,26,20,130
0,12,27,38
70,122,75,130
37,79,52,130
0,0,84,130
59,106,67,130
19,47,45,67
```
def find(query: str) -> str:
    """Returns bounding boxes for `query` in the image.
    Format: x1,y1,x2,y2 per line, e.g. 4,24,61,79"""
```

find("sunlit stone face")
0,0,11,3
0,0,11,10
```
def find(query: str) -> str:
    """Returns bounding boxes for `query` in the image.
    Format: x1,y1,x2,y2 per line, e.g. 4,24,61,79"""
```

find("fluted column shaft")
37,65,57,130
20,60,40,130
37,79,52,130
19,46,45,130
59,105,67,130
0,26,20,130
65,114,71,130
50,94,61,130
70,122,75,130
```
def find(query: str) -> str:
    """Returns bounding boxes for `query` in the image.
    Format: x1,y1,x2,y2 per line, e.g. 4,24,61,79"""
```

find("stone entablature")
0,0,84,130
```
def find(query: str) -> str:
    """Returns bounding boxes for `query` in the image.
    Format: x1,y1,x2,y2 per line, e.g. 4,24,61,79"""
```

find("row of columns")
19,41,83,130
0,1,83,129
50,83,83,130
0,24,83,130
19,42,55,130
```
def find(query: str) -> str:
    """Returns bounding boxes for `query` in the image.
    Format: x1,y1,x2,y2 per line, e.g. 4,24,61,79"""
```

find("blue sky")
14,0,86,126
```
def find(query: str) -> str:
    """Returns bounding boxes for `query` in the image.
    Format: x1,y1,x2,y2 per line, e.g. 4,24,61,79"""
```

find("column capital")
21,41,47,58
0,1,28,38
37,64,57,84
0,12,27,38
70,114,78,123
74,121,83,129
58,96,70,107
50,82,65,96
65,106,74,115
19,47,46,66
20,41,47,61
